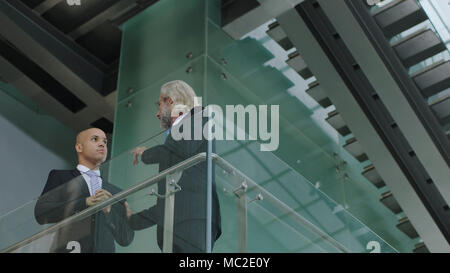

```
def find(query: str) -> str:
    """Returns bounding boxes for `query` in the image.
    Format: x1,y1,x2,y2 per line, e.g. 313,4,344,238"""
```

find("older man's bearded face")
160,102,172,130
156,95,173,130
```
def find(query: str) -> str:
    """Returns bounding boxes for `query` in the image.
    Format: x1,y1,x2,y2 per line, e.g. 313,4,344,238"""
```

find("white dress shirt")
77,164,102,196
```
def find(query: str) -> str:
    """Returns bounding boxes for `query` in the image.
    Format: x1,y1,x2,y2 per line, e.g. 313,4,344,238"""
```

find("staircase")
262,0,450,252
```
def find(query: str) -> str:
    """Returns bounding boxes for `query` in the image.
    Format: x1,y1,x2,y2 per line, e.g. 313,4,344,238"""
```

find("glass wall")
1,0,434,253
0,136,397,253
110,0,417,252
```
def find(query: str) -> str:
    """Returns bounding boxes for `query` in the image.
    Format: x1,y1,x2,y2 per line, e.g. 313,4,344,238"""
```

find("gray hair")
160,80,197,110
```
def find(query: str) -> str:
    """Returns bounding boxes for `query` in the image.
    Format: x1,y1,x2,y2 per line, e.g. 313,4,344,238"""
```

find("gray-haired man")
130,80,222,253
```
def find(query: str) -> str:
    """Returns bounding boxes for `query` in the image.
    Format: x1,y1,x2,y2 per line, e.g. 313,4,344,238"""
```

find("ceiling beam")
0,0,115,121
34,0,63,15
68,0,137,40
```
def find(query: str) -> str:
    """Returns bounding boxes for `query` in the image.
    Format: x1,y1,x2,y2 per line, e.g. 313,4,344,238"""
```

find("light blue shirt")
77,164,102,196
164,128,170,142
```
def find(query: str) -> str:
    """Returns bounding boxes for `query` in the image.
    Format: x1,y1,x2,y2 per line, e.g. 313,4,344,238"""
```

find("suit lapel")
71,169,90,197
102,180,111,192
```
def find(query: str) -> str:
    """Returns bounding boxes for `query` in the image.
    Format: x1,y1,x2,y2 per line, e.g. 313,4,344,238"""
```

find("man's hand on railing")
131,146,147,165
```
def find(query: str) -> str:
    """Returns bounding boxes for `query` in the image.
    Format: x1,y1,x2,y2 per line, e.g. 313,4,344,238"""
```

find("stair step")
412,60,450,98
325,110,351,136
343,137,368,162
266,21,293,51
373,0,428,38
396,217,419,239
362,164,386,188
305,81,332,108
221,0,268,40
392,28,446,68
413,242,430,253
380,191,403,214
286,51,313,80
429,93,450,125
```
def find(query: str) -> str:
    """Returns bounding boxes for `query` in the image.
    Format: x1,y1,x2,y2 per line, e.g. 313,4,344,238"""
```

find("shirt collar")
77,164,101,176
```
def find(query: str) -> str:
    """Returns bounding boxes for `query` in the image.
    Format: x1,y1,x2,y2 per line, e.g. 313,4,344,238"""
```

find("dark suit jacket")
34,169,134,253
129,107,222,252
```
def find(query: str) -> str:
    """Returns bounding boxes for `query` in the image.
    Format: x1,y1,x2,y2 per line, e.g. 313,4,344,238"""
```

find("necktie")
86,170,101,196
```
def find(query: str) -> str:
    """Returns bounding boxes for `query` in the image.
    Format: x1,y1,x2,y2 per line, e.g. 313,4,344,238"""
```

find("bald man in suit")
34,128,134,253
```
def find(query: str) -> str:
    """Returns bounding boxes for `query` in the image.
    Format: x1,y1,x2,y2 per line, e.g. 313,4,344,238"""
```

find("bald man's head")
75,128,108,169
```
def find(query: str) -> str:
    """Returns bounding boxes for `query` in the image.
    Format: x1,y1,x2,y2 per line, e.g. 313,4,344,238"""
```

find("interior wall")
0,82,77,218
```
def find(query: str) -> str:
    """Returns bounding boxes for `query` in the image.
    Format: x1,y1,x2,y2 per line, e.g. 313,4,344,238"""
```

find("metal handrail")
1,152,349,253
213,155,350,253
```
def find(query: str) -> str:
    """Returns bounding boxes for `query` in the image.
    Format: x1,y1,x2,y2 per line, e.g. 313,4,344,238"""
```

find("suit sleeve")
129,205,159,230
34,170,87,225
99,184,134,246
141,138,205,166
141,145,172,164
103,201,135,247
